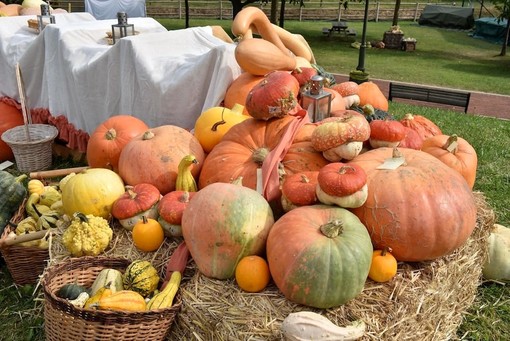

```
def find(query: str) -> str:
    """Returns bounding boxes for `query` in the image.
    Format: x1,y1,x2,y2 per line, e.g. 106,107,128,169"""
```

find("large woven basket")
1,124,58,173
41,256,182,341
0,198,49,285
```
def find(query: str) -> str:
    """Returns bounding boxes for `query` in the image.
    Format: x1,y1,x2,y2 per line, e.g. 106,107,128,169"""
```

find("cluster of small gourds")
56,260,181,312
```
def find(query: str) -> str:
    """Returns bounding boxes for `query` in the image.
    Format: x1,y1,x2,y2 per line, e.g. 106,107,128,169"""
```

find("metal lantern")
37,2,55,32
301,75,332,123
111,12,135,44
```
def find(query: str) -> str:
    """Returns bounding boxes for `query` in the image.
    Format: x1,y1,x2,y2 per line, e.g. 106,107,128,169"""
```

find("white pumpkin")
482,224,510,281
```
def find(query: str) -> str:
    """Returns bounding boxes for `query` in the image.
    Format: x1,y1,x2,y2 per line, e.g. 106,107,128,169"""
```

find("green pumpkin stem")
252,147,270,165
15,174,28,183
74,212,89,223
320,219,343,238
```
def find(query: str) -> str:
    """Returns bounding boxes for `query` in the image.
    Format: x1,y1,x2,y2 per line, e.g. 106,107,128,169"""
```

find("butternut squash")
235,38,296,76
84,284,113,309
97,290,147,312
232,7,289,56
255,24,314,63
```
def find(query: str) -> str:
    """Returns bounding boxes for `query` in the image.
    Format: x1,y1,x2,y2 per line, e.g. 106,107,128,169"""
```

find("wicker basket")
1,124,58,173
0,198,49,285
41,257,182,341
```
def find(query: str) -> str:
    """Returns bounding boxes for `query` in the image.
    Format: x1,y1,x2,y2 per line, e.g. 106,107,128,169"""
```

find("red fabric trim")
0,97,89,153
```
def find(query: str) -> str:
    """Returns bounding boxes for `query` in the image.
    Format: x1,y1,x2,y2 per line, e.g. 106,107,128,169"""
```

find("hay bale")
168,191,494,340
46,192,494,340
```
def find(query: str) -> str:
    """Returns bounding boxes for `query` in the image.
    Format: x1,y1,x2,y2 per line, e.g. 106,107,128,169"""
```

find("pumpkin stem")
15,174,28,183
104,128,117,140
403,113,414,121
142,131,155,140
211,108,227,132
231,177,244,186
252,147,270,165
443,134,459,154
74,212,89,223
392,147,405,161
338,165,355,175
180,191,190,203
320,219,343,238
141,215,148,224
381,246,392,256
300,174,310,183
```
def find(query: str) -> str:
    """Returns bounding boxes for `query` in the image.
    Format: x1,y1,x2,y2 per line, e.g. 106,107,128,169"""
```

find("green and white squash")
90,268,124,296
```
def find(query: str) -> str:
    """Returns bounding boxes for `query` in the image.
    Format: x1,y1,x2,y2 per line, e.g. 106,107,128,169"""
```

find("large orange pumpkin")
421,134,478,189
349,147,477,262
399,113,442,141
86,115,149,172
118,125,205,195
223,72,264,115
0,101,24,162
357,81,388,111
198,115,329,200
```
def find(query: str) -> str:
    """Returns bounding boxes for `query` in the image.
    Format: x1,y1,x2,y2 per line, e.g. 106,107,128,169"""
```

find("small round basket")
0,198,49,285
41,256,181,341
1,124,58,173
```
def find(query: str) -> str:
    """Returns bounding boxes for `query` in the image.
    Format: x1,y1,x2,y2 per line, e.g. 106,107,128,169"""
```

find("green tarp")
418,5,475,29
472,17,509,45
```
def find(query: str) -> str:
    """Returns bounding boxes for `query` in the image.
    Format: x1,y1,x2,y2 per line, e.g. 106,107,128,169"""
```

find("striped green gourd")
0,171,27,235
122,260,160,297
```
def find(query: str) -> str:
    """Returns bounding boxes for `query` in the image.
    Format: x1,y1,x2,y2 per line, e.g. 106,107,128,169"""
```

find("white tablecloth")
15,18,241,134
0,13,96,100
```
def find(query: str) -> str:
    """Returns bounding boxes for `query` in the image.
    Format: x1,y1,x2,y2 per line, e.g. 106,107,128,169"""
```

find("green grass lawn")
1,17,509,341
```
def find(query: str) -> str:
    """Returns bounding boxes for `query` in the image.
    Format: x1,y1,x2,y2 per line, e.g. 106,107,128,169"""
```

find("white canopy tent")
84,0,146,19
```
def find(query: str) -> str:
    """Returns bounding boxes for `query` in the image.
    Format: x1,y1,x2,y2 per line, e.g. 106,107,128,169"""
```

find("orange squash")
421,134,477,189
399,113,442,141
86,115,149,172
223,72,264,115
0,3,21,16
357,81,388,111
349,147,477,262
118,125,205,195
234,38,296,76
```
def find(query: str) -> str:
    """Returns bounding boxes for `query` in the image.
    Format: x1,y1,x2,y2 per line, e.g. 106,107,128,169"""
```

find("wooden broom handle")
0,229,49,247
29,166,89,179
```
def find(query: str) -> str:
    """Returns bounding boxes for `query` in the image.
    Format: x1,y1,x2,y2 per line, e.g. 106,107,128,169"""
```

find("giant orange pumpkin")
198,115,329,201
349,147,477,262
86,115,149,172
118,125,205,195
0,101,24,162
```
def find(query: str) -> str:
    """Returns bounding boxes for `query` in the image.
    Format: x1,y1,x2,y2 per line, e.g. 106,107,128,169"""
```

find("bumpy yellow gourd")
27,179,45,195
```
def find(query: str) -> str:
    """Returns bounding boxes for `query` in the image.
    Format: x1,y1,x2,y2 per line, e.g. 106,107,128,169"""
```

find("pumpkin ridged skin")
281,171,319,211
111,183,161,220
61,168,125,219
224,73,264,115
0,101,24,161
399,113,442,141
311,111,370,151
349,147,477,262
317,163,366,196
181,182,275,280
157,190,196,237
245,71,300,120
123,260,160,297
421,134,478,189
86,115,149,172
118,125,205,195
0,171,27,234
357,81,388,111
198,116,328,196
266,205,373,309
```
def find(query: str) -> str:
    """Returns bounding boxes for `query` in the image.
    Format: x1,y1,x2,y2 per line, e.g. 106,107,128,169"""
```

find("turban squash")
349,147,477,262
198,115,329,200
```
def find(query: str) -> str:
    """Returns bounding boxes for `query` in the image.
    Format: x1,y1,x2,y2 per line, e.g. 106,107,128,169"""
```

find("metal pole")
356,0,370,72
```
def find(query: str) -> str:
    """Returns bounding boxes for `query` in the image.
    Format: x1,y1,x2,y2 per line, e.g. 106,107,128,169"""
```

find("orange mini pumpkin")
132,216,165,252
368,247,398,283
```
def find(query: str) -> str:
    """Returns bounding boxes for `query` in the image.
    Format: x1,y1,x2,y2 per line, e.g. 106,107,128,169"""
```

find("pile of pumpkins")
1,7,505,314
0,0,68,17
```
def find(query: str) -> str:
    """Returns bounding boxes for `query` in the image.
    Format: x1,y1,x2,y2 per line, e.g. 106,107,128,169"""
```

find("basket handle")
15,63,32,142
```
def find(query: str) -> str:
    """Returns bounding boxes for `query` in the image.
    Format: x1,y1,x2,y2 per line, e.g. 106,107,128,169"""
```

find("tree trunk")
270,0,278,24
279,0,286,27
392,0,401,26
499,16,510,56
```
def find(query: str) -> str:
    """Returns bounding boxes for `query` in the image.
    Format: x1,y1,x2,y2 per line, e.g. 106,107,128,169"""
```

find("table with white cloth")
18,18,241,135
0,13,97,100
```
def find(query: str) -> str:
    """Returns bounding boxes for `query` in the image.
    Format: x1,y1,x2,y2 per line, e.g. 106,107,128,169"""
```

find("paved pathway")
334,74,510,120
